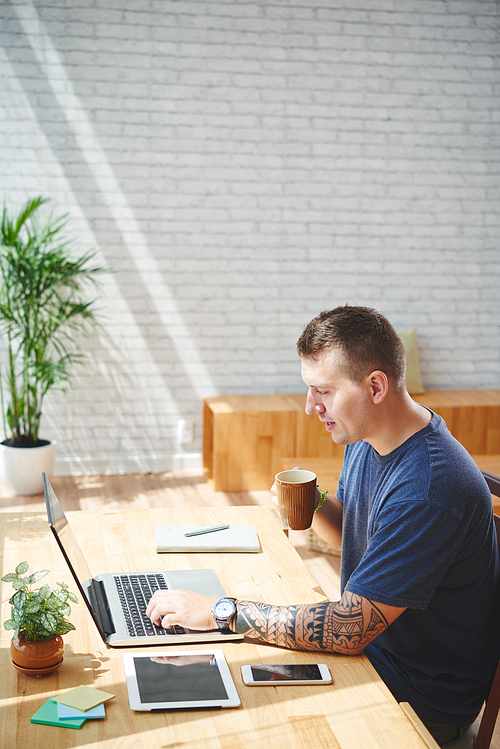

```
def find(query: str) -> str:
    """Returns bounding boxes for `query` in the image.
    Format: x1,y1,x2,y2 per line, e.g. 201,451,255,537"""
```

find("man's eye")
316,390,327,395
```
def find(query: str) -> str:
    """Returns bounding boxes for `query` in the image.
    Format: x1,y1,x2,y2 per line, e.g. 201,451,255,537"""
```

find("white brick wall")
0,0,499,474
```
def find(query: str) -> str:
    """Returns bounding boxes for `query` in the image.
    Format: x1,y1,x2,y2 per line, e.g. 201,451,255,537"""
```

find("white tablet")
122,650,241,711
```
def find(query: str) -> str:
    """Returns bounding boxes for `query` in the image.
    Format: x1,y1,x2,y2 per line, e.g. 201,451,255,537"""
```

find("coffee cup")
275,469,317,531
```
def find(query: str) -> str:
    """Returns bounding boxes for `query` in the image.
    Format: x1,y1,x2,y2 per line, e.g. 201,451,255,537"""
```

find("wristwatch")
211,597,237,632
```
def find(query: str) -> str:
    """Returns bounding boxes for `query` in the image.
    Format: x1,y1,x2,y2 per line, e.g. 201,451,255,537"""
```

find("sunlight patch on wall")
11,0,215,406
0,18,184,463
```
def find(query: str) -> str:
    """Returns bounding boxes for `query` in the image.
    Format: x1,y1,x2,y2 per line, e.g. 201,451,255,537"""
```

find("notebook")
43,473,243,648
155,524,260,553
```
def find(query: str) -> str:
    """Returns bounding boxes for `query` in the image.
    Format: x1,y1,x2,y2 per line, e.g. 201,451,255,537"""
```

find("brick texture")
0,0,499,473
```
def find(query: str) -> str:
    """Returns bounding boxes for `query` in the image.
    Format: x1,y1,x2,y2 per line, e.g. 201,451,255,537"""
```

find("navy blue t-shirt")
336,410,500,727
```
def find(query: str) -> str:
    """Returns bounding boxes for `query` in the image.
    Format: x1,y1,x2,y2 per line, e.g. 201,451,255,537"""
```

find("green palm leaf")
0,197,105,445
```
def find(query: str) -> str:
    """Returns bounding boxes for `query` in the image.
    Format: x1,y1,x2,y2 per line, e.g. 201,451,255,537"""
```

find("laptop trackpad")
168,569,226,598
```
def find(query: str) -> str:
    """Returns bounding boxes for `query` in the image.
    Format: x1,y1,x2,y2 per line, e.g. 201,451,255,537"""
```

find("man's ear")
366,370,389,404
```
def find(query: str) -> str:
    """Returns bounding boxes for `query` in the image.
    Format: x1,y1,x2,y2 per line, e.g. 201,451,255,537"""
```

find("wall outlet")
177,419,195,446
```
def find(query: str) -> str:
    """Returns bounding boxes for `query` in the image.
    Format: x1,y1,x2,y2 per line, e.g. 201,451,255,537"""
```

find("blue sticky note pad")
57,701,106,720
31,698,86,729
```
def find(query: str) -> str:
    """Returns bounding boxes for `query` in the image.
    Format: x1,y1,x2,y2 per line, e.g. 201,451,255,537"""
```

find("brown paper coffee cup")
275,469,317,531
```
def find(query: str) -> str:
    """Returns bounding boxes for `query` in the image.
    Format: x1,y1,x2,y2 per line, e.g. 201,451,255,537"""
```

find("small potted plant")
2,561,78,675
0,196,104,494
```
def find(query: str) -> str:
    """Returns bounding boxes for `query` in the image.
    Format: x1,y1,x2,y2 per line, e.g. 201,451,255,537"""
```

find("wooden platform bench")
203,390,500,492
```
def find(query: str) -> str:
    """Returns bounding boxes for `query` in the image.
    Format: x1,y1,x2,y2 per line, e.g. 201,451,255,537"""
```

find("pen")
184,524,230,537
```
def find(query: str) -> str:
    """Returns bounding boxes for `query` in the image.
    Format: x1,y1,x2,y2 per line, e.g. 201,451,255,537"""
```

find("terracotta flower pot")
10,634,64,676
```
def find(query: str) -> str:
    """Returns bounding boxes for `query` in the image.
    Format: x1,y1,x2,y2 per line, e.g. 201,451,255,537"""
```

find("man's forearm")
232,592,389,655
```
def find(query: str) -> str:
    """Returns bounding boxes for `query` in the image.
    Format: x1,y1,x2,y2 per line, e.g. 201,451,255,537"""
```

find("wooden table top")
0,505,438,748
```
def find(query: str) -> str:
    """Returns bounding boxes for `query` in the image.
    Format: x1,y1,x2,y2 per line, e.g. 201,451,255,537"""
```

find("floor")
1,469,498,748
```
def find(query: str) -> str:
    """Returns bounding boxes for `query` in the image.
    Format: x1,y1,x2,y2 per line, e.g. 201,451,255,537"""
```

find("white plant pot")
0,441,56,495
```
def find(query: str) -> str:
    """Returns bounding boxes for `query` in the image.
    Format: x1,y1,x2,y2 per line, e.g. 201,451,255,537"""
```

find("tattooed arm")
146,588,405,655
232,591,406,656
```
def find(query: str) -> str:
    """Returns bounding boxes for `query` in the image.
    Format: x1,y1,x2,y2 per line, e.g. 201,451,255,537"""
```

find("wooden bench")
203,390,500,492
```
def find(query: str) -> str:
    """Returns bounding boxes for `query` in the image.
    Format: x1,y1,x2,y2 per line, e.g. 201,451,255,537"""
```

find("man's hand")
146,589,219,631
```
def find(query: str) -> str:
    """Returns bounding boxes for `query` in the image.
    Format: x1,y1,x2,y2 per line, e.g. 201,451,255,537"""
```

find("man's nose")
305,391,325,416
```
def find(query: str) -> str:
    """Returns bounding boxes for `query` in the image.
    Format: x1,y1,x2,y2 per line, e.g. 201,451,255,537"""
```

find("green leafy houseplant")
0,196,104,448
2,561,78,642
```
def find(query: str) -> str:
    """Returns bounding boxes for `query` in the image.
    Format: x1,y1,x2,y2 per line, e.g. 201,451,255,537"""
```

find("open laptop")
43,473,243,648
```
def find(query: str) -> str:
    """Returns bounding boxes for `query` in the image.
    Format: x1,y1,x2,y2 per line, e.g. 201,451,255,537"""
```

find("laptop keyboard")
114,573,186,638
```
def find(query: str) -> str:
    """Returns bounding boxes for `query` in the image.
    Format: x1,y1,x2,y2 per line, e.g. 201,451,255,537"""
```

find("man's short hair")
297,305,407,390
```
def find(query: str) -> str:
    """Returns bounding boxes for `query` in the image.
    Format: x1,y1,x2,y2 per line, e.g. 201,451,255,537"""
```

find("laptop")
43,473,244,648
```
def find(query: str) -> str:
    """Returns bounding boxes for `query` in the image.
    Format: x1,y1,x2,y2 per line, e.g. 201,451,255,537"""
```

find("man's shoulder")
343,418,490,513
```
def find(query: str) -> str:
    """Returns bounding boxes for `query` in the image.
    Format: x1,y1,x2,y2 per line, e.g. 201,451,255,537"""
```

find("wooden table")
0,506,438,748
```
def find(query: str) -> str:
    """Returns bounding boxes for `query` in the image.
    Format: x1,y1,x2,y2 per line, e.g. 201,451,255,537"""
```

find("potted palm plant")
2,561,78,675
0,196,104,494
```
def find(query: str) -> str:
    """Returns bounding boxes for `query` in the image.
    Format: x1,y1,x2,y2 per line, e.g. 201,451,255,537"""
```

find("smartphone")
241,663,332,686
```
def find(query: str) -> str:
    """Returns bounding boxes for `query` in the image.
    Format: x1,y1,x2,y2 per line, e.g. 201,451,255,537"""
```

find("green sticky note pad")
31,698,86,729
52,685,115,711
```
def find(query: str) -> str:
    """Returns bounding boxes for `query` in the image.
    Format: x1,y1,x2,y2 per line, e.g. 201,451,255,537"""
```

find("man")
147,305,499,745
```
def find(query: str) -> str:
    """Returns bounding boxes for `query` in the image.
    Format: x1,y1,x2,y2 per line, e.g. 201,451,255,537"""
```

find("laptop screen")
43,472,105,635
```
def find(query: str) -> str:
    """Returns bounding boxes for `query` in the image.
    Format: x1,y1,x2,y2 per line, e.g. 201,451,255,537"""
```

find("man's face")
300,348,372,446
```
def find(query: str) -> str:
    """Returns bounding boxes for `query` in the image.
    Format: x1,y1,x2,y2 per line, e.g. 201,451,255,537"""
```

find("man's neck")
366,393,432,456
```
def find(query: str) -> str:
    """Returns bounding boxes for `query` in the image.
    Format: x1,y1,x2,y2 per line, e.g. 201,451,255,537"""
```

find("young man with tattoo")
146,305,500,745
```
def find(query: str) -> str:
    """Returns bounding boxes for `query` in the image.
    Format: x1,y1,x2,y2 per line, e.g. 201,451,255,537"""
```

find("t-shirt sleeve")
345,500,464,609
336,453,347,506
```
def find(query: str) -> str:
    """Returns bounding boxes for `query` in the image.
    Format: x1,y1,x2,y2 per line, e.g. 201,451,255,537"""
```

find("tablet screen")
135,654,228,702
123,650,241,710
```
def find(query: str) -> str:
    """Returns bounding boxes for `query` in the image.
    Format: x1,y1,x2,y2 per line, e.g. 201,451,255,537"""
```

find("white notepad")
155,525,260,553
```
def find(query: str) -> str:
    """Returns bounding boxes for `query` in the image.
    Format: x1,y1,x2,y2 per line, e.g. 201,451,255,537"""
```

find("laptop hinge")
88,579,115,637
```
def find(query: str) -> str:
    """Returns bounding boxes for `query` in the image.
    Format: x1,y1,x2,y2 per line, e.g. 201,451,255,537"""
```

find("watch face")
215,600,235,618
